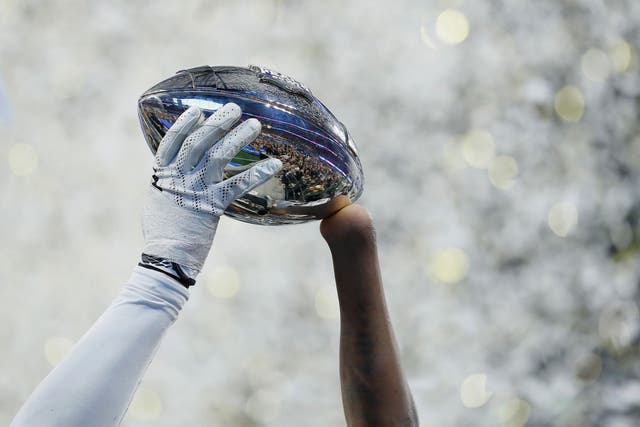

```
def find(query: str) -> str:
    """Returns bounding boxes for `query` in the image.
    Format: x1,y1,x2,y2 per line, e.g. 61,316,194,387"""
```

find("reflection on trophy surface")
138,65,364,225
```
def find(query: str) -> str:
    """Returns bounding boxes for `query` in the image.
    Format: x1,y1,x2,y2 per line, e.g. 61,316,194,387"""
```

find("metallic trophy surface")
138,65,364,225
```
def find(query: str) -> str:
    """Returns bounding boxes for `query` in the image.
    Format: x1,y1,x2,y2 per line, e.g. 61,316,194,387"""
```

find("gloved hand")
141,103,282,282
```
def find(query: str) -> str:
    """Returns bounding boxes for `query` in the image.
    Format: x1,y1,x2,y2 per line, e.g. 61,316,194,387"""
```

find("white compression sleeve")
11,266,189,427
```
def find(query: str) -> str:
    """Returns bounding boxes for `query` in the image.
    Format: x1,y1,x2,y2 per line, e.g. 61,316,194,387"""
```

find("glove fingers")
180,103,242,173
213,158,283,210
156,106,202,167
205,118,262,183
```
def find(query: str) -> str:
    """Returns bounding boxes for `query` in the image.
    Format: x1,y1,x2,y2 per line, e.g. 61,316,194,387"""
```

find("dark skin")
320,204,419,427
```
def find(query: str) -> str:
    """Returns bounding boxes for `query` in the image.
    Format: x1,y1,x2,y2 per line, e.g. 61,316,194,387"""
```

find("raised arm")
10,104,281,427
320,204,419,427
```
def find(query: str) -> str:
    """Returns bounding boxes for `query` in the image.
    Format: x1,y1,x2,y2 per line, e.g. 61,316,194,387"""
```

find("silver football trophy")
138,65,364,225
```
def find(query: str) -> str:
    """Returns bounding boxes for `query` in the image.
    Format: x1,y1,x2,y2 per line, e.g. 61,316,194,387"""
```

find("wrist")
142,187,219,277
138,253,196,288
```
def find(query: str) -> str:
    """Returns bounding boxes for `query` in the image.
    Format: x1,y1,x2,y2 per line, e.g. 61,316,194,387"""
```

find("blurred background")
1,0,640,426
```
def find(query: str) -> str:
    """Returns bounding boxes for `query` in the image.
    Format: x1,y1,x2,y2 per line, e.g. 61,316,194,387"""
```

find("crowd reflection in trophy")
256,136,341,202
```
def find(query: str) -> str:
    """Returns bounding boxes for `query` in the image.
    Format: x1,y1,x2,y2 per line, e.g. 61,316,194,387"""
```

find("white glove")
141,103,282,282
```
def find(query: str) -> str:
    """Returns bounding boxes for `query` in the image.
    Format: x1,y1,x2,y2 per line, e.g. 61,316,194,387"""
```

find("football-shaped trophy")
138,65,364,225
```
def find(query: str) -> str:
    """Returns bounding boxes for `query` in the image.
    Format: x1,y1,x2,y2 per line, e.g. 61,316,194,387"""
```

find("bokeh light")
205,266,241,299
554,86,585,122
428,248,470,285
610,40,633,73
460,373,493,408
129,387,163,421
8,143,38,176
496,397,531,427
488,156,519,190
548,201,579,237
43,337,74,367
461,130,495,169
314,285,340,319
575,353,603,383
435,9,470,45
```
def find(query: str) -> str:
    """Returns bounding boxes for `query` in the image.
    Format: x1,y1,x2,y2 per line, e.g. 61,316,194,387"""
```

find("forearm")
322,208,418,427
333,243,418,427
340,321,418,427
11,267,188,427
